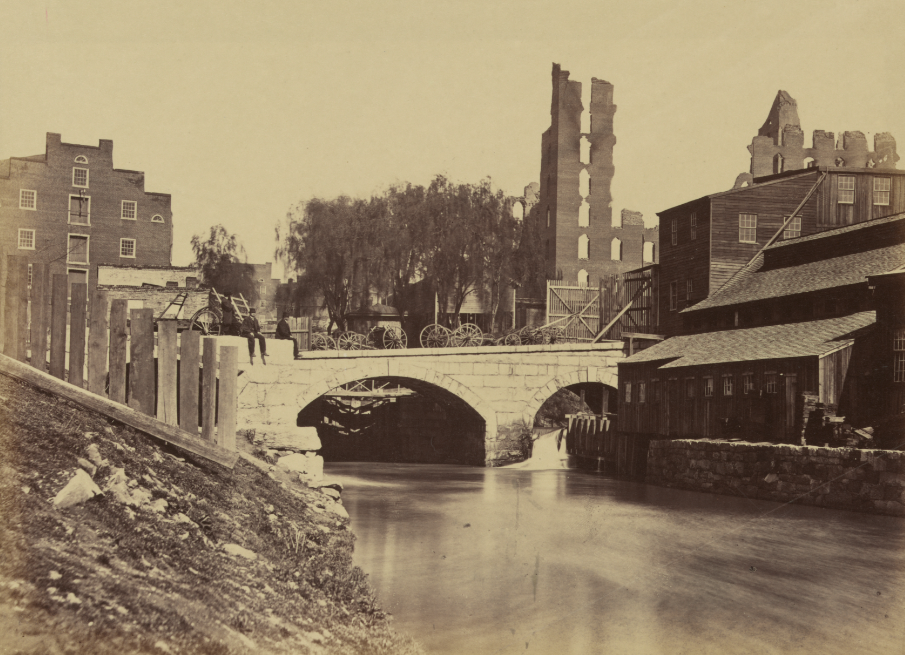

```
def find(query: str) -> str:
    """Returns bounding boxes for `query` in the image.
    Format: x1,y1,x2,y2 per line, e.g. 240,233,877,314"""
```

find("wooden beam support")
178,329,200,434
0,352,238,469
87,289,108,395
49,274,68,379
68,282,87,387
29,262,47,371
108,299,128,404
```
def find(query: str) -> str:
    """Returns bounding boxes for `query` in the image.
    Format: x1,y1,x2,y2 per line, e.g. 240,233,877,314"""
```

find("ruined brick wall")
0,133,173,290
97,265,196,287
748,91,899,177
647,439,905,517
99,287,209,320
533,64,656,285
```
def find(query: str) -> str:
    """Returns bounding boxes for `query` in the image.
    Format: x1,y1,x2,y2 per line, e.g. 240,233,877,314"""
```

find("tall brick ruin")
528,63,657,286
748,90,899,177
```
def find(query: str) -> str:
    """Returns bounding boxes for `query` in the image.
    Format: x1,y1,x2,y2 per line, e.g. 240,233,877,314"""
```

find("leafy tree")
276,196,382,333
190,225,257,304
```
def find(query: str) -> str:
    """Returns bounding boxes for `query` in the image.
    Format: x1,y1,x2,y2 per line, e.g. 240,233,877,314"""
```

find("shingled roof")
683,242,905,312
620,311,876,369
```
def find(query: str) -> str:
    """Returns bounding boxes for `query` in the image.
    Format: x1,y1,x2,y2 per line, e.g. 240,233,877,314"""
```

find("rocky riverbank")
0,374,423,655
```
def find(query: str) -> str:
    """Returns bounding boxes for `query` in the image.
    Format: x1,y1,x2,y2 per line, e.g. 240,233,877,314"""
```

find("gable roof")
620,311,875,369
684,242,905,312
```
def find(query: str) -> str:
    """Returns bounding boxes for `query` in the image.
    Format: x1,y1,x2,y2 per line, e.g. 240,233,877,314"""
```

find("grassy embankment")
0,373,423,655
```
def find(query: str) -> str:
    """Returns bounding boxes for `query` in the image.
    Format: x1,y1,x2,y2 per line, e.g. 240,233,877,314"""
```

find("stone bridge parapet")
234,341,624,466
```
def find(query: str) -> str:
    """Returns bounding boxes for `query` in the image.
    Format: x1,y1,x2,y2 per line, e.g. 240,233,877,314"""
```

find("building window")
838,176,855,204
610,237,621,261
671,219,677,246
739,214,757,243
74,155,88,164
723,375,734,396
69,195,90,225
546,207,550,228
690,213,697,240
669,281,677,311
743,373,754,394
703,377,713,397
67,235,89,265
20,190,36,210
686,279,693,299
28,264,33,288
17,229,35,250
577,269,589,287
578,234,589,260
765,372,777,394
650,380,659,403
873,177,890,206
783,214,801,240
686,378,695,398
121,200,137,220
894,328,905,383
151,214,164,223
120,238,136,258
624,382,632,404
72,167,89,188
638,382,646,403
643,241,655,263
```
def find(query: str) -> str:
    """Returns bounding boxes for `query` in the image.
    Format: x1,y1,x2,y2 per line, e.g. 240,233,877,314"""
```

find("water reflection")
328,463,905,655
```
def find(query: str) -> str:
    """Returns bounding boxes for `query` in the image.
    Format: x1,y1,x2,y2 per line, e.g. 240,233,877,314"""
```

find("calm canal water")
325,461,905,655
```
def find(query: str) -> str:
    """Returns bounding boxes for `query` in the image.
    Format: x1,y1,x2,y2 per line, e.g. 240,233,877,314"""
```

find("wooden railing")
1,257,239,466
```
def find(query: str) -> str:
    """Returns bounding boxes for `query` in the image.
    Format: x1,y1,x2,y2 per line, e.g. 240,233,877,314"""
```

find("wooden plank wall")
618,357,819,441
819,344,853,406
564,414,649,478
709,174,821,294
0,256,238,455
816,171,905,228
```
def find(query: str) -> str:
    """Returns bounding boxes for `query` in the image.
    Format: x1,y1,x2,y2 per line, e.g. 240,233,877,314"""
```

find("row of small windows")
17,229,137,259
16,190,162,222
667,279,694,311
671,213,698,246
624,372,779,403
838,176,891,206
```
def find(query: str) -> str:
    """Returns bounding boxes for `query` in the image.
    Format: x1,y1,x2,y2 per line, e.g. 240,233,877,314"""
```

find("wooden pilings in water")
564,413,650,479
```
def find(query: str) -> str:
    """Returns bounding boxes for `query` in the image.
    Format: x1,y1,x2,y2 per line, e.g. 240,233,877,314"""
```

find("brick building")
0,132,173,292
527,63,658,286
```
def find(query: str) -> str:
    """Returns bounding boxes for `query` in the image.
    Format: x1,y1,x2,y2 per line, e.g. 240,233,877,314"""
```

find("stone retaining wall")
646,440,905,517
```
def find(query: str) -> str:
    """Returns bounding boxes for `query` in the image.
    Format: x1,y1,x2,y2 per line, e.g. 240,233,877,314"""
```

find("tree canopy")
276,175,543,334
190,225,257,304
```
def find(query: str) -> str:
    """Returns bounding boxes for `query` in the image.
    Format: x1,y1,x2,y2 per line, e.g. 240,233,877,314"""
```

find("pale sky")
2,0,904,280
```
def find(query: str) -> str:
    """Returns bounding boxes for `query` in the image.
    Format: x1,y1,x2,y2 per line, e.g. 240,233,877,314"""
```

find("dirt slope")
0,374,423,655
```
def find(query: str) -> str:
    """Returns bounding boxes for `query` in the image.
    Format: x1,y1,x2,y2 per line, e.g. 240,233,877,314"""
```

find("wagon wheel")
420,324,450,348
453,323,482,347
383,326,407,349
189,308,221,336
503,331,522,346
337,331,364,350
548,325,565,344
354,333,373,349
311,333,336,351
539,327,555,344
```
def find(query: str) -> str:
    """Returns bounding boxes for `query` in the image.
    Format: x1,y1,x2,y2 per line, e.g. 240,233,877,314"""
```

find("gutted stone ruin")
747,90,899,177
523,63,658,286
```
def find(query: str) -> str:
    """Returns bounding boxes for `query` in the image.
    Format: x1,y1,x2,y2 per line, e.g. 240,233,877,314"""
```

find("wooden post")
15,259,29,362
68,283,88,387
87,289,108,395
129,308,155,415
218,345,238,451
179,329,200,434
3,256,20,358
156,320,178,425
49,274,68,380
108,299,128,403
30,263,47,371
201,337,218,442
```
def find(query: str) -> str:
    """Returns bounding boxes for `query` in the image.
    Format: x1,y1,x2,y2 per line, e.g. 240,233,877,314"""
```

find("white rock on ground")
76,458,97,477
254,427,321,452
276,453,310,473
326,501,349,519
85,444,107,468
223,543,257,560
53,470,102,509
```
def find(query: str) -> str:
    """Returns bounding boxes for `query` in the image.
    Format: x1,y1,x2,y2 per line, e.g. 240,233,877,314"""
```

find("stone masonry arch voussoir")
521,365,619,425
295,360,498,440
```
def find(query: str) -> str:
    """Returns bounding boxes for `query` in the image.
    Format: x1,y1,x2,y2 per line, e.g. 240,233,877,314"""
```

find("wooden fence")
564,413,650,478
546,265,659,341
2,257,239,459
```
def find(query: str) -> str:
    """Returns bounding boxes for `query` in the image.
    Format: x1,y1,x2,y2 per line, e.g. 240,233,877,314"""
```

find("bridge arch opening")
532,382,618,428
297,376,487,465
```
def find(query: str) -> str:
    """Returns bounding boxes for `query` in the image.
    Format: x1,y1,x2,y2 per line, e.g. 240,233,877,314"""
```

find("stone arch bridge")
235,341,624,466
